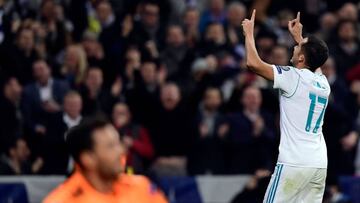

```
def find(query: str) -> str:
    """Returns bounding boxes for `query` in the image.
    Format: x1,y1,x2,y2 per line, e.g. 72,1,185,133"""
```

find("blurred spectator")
1,28,39,84
0,138,43,175
322,57,349,111
227,86,275,174
22,60,69,148
39,0,68,57
269,45,290,66
337,2,358,21
316,12,338,43
323,94,355,185
150,83,195,176
224,2,246,46
96,0,118,67
81,32,105,68
231,171,271,203
330,20,360,78
129,1,165,55
182,8,200,47
255,29,278,63
0,77,23,153
200,22,232,56
323,185,351,203
78,67,119,116
188,87,229,175
112,102,154,174
60,44,88,88
42,91,83,174
272,9,296,48
95,0,115,30
126,60,162,126
160,25,195,85
199,0,226,33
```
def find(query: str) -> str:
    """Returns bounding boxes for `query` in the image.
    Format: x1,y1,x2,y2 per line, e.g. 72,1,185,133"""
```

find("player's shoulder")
305,71,331,95
120,174,152,188
120,174,164,195
43,173,86,203
274,65,298,75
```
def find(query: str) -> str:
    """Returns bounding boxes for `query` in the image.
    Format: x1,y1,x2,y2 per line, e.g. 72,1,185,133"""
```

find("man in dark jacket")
22,59,69,156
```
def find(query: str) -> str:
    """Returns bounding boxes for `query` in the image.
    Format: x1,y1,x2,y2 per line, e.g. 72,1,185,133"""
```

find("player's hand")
288,12,303,44
242,9,256,37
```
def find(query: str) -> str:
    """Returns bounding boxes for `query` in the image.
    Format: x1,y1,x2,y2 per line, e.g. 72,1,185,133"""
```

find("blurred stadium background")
0,0,360,202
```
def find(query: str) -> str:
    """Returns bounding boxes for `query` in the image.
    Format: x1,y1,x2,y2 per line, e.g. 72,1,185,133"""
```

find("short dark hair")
65,117,110,167
301,35,329,72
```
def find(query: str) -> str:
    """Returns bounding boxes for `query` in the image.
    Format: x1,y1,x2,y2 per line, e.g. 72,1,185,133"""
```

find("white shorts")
263,164,327,203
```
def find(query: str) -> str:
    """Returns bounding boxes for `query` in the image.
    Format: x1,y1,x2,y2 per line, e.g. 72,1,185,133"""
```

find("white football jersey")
272,65,330,168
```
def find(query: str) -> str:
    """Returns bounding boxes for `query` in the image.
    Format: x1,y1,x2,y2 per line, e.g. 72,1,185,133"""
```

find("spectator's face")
126,49,141,63
210,0,224,13
112,104,130,128
206,24,225,44
82,39,101,58
41,0,56,20
227,4,246,26
96,2,113,24
257,37,275,53
86,69,103,90
278,10,294,29
4,78,22,101
270,46,289,66
321,58,336,79
11,139,30,162
161,84,181,111
65,46,80,69
142,4,159,27
204,89,222,111
91,125,125,180
140,62,157,84
18,29,34,51
64,95,82,119
184,10,199,28
338,3,358,21
320,13,338,31
242,87,262,112
167,26,185,47
338,22,356,42
33,61,51,84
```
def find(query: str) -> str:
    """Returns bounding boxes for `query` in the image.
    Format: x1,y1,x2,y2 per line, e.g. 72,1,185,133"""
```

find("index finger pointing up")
296,12,300,22
251,9,256,21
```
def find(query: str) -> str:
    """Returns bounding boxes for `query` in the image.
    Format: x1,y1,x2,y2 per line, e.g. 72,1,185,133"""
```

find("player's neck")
83,170,115,194
294,62,309,70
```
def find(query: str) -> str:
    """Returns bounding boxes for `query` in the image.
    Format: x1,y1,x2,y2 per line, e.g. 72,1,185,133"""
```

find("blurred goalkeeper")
43,117,167,203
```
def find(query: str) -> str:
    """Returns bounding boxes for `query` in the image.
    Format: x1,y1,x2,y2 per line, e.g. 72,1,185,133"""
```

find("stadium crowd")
0,0,359,201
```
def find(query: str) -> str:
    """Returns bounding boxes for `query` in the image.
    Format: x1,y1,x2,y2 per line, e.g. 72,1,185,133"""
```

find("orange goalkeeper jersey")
43,171,168,203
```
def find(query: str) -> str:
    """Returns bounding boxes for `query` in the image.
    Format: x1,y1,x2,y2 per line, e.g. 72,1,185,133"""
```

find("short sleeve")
272,65,300,97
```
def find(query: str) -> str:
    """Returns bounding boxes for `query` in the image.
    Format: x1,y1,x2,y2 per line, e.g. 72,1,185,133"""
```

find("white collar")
37,78,54,88
63,113,82,129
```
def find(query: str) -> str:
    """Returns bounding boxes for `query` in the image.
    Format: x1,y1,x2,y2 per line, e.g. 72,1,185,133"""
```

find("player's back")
272,65,330,168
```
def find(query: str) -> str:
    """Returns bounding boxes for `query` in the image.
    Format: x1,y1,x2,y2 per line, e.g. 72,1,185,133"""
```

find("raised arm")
288,12,303,44
242,10,274,81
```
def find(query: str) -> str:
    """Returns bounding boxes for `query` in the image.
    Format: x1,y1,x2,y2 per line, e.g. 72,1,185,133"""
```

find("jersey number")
305,93,327,133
